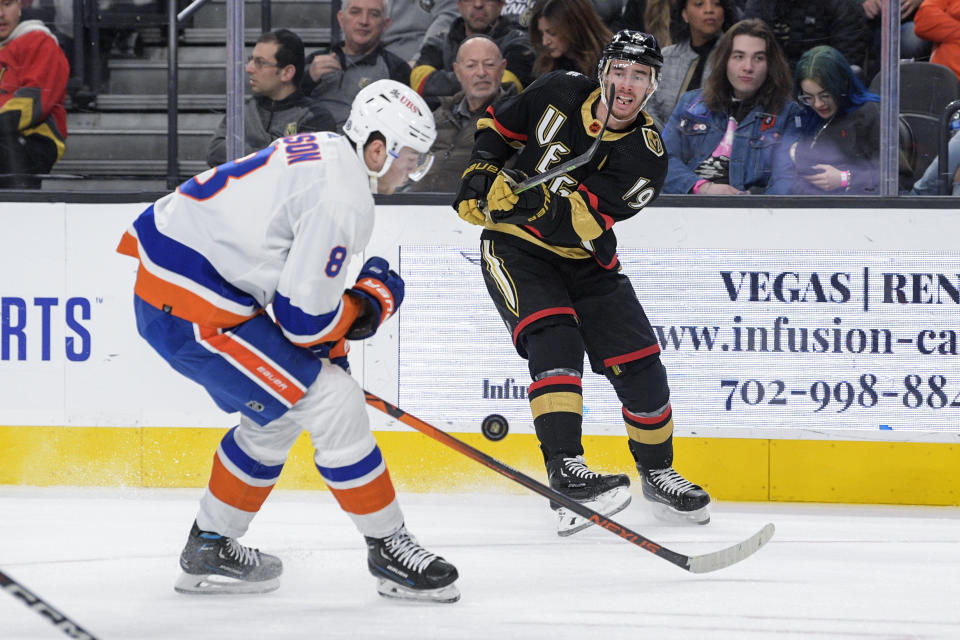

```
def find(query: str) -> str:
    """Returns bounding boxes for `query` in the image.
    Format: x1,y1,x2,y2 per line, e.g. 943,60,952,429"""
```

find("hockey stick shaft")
511,83,615,194
0,569,99,639
364,391,774,573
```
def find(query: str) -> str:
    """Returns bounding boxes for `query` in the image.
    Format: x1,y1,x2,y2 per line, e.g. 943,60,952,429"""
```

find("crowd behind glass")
4,0,960,196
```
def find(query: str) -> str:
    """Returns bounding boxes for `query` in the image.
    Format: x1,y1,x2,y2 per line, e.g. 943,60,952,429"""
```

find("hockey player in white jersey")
117,80,460,603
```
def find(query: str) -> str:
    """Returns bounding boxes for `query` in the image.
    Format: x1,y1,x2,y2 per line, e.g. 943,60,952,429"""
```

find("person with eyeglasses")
206,29,336,167
789,45,910,195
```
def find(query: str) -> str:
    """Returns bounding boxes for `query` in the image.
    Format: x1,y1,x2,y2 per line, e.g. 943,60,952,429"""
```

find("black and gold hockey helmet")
597,30,664,86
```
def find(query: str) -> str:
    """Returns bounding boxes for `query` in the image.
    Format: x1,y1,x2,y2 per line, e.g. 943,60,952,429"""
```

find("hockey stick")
364,391,775,574
0,569,99,639
510,83,615,195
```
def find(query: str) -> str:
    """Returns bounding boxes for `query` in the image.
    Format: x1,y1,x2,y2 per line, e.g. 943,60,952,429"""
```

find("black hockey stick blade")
364,391,775,573
512,83,615,194
0,569,100,639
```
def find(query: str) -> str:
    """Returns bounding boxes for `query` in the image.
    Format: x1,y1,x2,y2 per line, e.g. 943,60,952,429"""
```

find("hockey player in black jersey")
453,30,711,534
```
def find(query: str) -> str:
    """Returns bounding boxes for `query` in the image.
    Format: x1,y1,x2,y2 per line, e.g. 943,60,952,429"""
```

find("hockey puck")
481,414,509,441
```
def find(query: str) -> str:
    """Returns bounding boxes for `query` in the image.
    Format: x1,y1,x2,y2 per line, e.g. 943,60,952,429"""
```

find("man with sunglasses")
207,29,337,167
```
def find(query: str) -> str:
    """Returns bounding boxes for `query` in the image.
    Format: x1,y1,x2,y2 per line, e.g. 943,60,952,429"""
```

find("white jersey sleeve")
119,132,375,339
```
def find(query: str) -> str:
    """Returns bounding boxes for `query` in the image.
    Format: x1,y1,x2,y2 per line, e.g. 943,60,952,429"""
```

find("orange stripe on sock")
327,470,397,515
208,454,275,512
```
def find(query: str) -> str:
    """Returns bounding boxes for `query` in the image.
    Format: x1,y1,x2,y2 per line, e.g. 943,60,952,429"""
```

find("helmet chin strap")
356,140,395,194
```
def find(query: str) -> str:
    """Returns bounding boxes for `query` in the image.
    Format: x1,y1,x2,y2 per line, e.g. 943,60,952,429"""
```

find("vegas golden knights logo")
642,128,664,157
284,122,298,136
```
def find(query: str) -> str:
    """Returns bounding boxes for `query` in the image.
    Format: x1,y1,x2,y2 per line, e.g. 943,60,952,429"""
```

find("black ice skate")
638,465,711,525
365,525,460,603
174,521,282,594
546,455,631,537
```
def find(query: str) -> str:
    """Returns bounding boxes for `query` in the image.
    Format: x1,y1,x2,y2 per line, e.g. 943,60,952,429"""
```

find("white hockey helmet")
343,79,437,188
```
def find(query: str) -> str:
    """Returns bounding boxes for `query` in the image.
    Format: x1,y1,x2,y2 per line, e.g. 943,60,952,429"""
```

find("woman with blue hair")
789,45,889,195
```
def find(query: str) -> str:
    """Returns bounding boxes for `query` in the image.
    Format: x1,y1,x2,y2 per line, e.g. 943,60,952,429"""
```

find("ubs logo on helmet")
399,95,421,114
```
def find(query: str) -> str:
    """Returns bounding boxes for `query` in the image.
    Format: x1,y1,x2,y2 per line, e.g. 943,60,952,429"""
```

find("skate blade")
556,487,632,537
648,501,711,526
375,578,460,604
174,571,281,595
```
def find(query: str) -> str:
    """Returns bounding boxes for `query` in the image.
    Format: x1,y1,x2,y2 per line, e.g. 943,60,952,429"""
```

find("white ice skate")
555,485,632,536
639,466,711,525
546,455,632,537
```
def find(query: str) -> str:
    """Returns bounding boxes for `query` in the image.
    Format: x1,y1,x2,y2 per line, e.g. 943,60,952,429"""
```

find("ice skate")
366,524,460,603
174,521,282,594
638,465,711,525
547,455,631,537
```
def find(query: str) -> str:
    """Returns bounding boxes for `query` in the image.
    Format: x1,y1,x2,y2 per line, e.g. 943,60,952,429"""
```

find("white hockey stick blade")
685,522,776,574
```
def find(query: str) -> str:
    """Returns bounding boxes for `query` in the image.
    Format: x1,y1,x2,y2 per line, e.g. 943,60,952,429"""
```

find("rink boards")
1,201,958,505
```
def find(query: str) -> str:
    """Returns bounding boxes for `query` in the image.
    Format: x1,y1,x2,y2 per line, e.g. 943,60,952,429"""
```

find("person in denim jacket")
661,18,801,195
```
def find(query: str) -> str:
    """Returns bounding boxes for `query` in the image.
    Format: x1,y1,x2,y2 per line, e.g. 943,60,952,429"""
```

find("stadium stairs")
47,0,331,192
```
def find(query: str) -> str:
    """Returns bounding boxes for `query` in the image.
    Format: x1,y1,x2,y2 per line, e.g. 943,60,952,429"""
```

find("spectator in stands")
788,45,893,195
501,0,529,25
910,131,960,195
528,0,610,76
862,0,930,79
302,0,410,128
743,0,868,73
0,0,69,189
914,0,960,85
207,29,336,167
408,34,515,192
612,0,673,48
411,0,534,108
646,0,740,128
661,18,801,195
591,0,629,28
383,0,458,65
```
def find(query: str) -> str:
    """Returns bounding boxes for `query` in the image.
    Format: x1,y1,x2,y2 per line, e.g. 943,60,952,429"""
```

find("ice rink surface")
1,486,958,640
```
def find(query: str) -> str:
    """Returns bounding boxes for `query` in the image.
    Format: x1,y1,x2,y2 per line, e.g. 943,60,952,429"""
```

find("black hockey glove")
486,169,553,225
453,161,501,225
